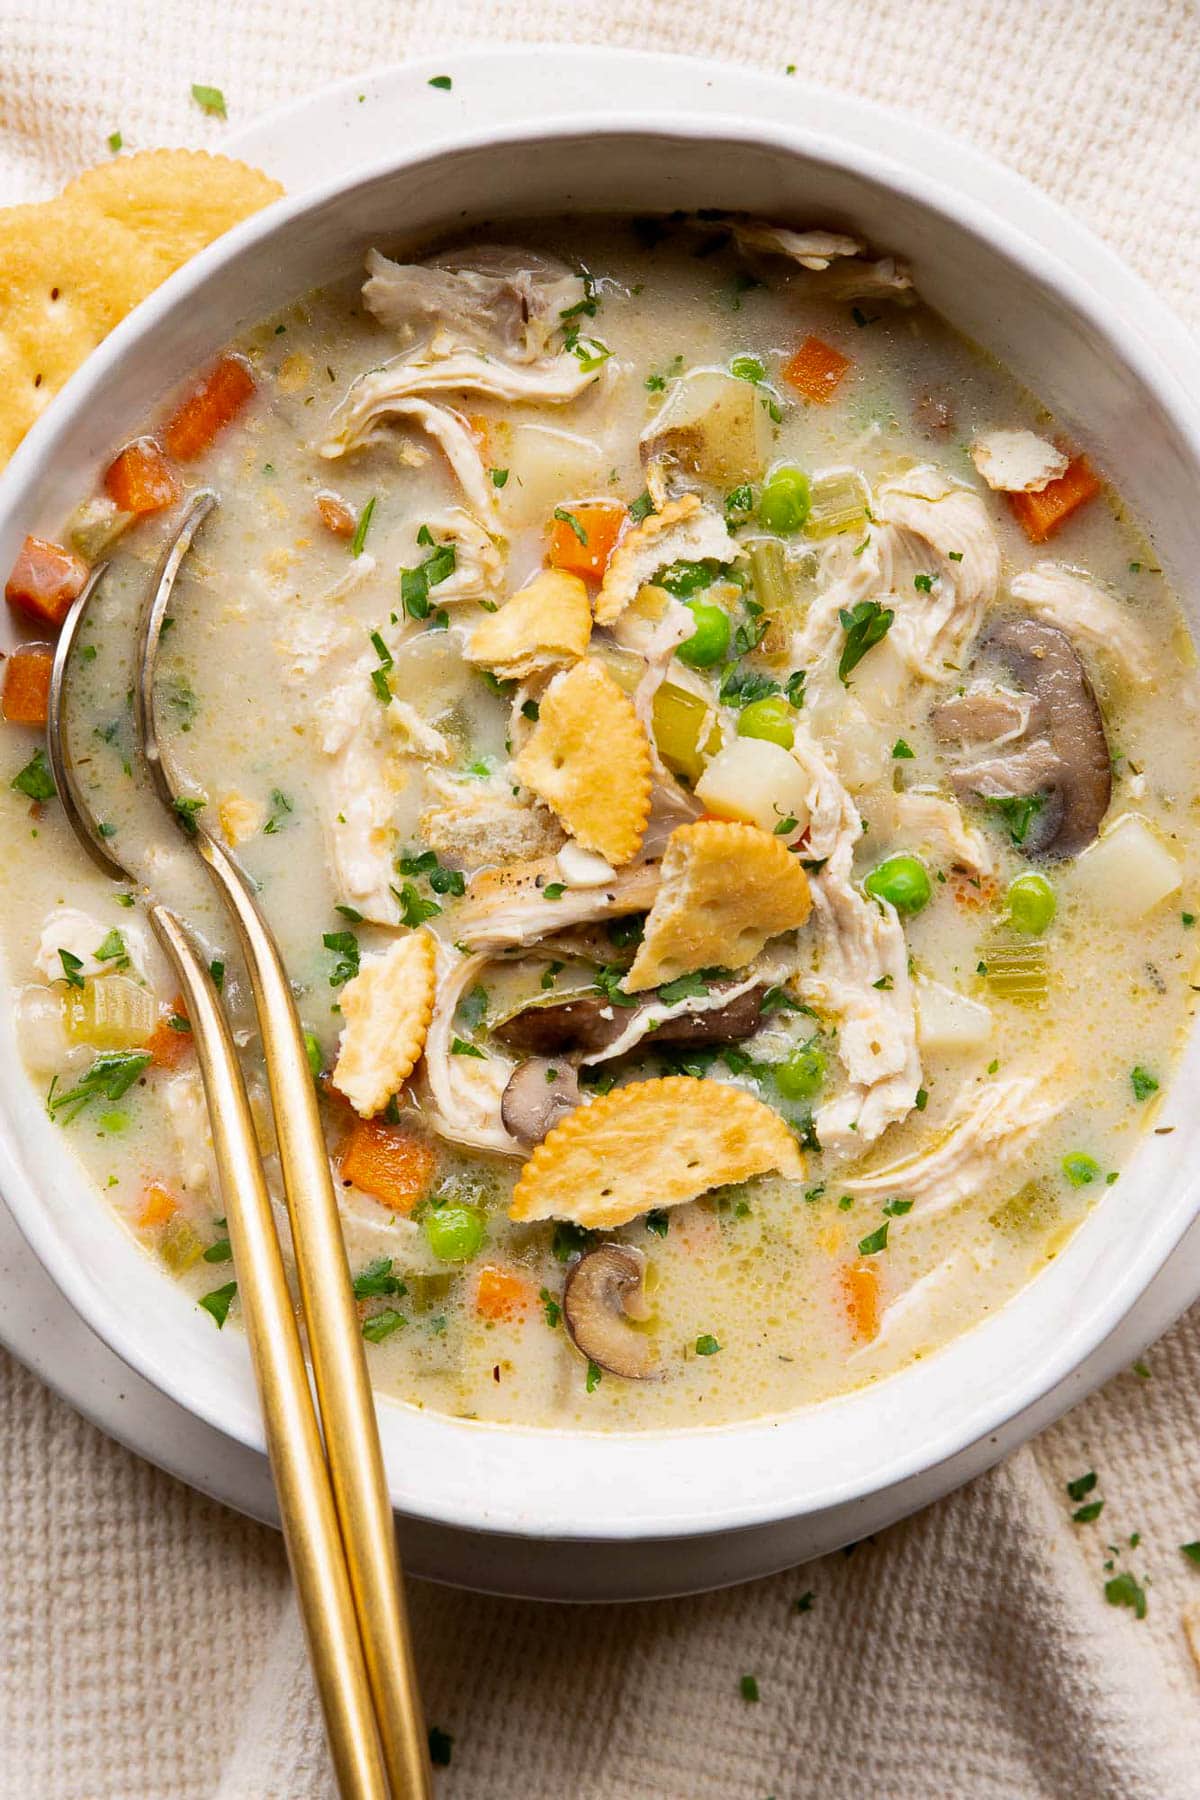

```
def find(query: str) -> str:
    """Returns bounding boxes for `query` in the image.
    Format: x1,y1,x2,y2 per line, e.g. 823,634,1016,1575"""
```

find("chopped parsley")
350,495,376,557
450,1037,486,1058
784,668,807,709
191,83,227,118
1104,1570,1147,1620
645,1209,670,1238
1062,1152,1100,1188
428,74,453,90
882,1197,913,1216
394,881,442,927
107,130,123,153
490,467,509,488
428,1727,453,1768
199,1281,237,1327
628,490,654,524
730,354,766,384
1066,1470,1098,1502
657,970,713,1005
1181,1542,1200,1566
203,1237,233,1264
985,792,1045,847
401,530,456,619
552,1221,595,1262
837,600,894,684
172,795,206,836
262,788,293,834
914,1087,929,1111
94,929,128,967
1073,1500,1105,1524
542,882,566,901
353,1258,405,1299
322,930,360,987
46,1050,152,1125
362,1308,406,1342
719,666,780,709
739,1674,760,1703
695,1334,721,1356
857,1222,890,1255
11,748,56,801
585,1360,602,1393
892,738,915,760
553,507,588,546
913,572,935,593
57,949,85,990
457,984,489,1031
1130,1066,1159,1102
539,1288,562,1329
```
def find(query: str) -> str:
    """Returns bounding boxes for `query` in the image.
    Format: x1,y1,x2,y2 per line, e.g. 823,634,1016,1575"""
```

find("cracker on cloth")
466,568,591,679
332,929,437,1117
512,658,652,865
509,1075,804,1229
0,152,282,467
624,820,812,991
60,149,284,278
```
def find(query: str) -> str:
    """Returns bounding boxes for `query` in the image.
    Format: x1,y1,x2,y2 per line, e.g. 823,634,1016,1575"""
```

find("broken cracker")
332,929,437,1118
512,658,651,865
0,200,167,463
61,149,283,278
595,494,737,626
510,1075,804,1230
625,820,811,991
466,568,591,679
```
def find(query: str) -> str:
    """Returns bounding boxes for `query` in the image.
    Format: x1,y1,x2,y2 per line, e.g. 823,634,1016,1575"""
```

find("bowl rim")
4,104,1200,1543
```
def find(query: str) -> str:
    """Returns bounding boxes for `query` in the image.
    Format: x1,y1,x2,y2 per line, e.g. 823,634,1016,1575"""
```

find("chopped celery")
806,467,870,539
989,1180,1058,1236
652,684,721,783
160,1214,205,1275
978,938,1049,1006
63,975,157,1050
748,539,791,614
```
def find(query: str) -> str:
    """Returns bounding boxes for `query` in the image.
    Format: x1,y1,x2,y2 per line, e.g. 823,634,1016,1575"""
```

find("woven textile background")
3,3,1200,1795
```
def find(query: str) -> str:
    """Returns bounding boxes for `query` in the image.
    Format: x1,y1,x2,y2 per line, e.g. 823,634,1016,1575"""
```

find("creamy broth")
4,215,1199,1430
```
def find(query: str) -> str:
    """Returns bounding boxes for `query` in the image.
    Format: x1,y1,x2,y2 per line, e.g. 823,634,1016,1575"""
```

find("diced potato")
916,978,993,1052
15,984,72,1076
63,975,158,1050
502,424,605,529
1074,812,1182,921
695,738,811,837
643,369,772,486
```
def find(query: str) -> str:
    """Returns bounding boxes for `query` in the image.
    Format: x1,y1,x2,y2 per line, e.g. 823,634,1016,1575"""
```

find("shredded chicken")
454,856,661,950
889,789,994,877
850,1242,997,1363
363,245,585,363
162,1068,214,1193
411,508,506,608
1010,562,1151,682
730,219,912,299
34,906,154,985
327,395,499,517
414,948,521,1154
842,1073,1068,1214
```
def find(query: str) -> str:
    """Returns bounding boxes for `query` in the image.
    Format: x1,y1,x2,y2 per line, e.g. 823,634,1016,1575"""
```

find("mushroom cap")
562,1243,660,1381
500,1058,581,1147
945,615,1111,860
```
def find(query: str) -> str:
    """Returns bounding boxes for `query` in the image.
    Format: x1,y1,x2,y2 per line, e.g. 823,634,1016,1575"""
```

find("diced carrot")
146,998,193,1070
338,1116,437,1214
2,643,54,725
1006,455,1101,543
474,1264,535,1322
841,1258,880,1342
783,335,852,403
5,535,88,629
103,437,181,517
163,354,256,461
547,501,626,581
315,490,356,538
138,1182,179,1230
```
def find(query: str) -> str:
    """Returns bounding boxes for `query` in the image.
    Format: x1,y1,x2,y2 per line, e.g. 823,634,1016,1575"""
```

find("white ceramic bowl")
4,113,1200,1600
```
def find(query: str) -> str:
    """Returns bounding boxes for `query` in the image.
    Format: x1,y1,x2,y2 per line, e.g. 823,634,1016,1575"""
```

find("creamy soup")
3,215,1199,1431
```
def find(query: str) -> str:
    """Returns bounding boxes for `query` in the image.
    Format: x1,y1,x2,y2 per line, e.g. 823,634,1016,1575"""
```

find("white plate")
4,46,1200,1598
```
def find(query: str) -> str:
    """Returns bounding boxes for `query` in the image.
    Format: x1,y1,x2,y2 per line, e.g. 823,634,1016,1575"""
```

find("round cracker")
61,149,284,277
0,198,169,463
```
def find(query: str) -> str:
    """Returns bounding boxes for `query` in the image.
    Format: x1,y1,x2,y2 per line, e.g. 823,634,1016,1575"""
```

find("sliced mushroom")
495,983,766,1057
562,1243,660,1380
500,1058,581,1146
938,616,1111,859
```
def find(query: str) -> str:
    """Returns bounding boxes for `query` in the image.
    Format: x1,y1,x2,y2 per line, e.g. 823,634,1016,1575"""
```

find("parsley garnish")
539,1288,562,1328
353,1258,404,1299
552,507,588,546
892,738,915,760
857,1222,890,1255
490,467,509,488
322,930,360,987
428,74,453,90
628,491,654,524
339,492,374,557
784,668,807,709
456,984,489,1031
394,881,441,927
262,789,293,834
11,748,56,801
94,929,128,967
657,970,712,1005
199,1282,237,1327
107,130,123,153
739,1674,760,1703
984,792,1045,846
401,532,456,619
46,1050,151,1125
1104,1570,1147,1619
695,1334,721,1356
838,600,894,684
542,882,566,901
450,1037,486,1058
428,1727,453,1768
1130,1066,1158,1102
57,949,85,990
645,1209,670,1238
172,795,206,836
191,83,227,117
362,1308,406,1342
585,1360,602,1393
719,666,780,709
913,572,934,593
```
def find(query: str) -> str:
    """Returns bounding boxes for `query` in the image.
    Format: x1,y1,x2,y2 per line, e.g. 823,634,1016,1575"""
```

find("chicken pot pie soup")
3,216,1198,1430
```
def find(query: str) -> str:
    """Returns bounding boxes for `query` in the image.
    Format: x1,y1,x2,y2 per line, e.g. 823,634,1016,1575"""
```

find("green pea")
863,854,932,915
676,601,731,669
1007,871,1056,935
736,695,795,749
757,465,810,534
774,1044,826,1101
423,1203,485,1263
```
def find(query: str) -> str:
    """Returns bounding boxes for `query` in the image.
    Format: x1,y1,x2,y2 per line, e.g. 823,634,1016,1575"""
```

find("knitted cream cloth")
4,2,1200,1795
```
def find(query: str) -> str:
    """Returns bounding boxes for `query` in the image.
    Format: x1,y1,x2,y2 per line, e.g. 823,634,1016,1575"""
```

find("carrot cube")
840,1258,880,1342
138,1183,179,1230
1006,455,1102,543
783,335,852,403
5,535,88,628
146,999,193,1070
474,1264,534,1322
163,354,256,461
2,643,54,725
104,437,181,517
338,1117,437,1214
547,501,626,581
